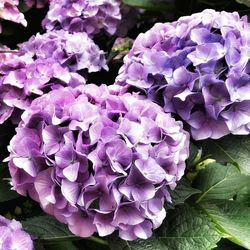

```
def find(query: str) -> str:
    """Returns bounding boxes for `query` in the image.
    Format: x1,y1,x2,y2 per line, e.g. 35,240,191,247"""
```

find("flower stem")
87,236,108,245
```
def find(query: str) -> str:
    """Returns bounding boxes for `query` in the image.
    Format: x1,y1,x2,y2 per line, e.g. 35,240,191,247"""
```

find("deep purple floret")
116,9,250,140
6,84,189,240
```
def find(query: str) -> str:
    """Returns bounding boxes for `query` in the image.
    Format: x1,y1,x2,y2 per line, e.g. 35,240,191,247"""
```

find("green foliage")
169,178,201,207
18,1,32,13
160,204,221,250
186,141,200,167
0,166,19,202
122,0,175,11
202,135,250,175
236,0,250,7
22,216,77,242
236,185,250,206
109,204,221,250
108,235,166,250
41,242,79,250
193,163,250,203
201,201,250,249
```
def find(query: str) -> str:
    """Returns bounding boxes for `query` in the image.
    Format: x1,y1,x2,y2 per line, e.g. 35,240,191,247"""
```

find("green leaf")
197,0,229,6
193,163,250,203
22,216,77,242
202,135,250,175
186,141,199,168
18,1,32,12
0,166,19,202
108,204,222,250
214,238,244,250
43,241,79,250
122,0,174,11
201,200,250,249
236,0,250,7
169,178,201,207
236,185,250,206
160,204,221,250
108,235,166,250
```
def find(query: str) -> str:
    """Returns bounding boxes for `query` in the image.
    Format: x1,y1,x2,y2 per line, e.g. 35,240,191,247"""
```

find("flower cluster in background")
0,215,33,250
116,9,250,140
19,30,108,74
43,0,122,36
0,0,27,33
7,84,189,240
0,50,85,124
0,29,109,124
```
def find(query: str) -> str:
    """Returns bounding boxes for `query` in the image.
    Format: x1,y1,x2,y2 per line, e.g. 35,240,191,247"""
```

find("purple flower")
116,9,250,140
7,84,189,240
0,0,27,33
0,46,86,124
42,0,122,36
0,31,107,125
19,30,108,73
0,30,108,123
0,30,108,124
0,215,33,250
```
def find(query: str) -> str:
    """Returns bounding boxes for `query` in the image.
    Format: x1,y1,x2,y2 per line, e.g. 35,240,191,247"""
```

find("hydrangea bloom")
0,30,107,124
0,46,18,61
116,9,250,140
19,30,108,73
0,215,33,250
6,84,189,240
42,0,121,36
0,51,85,124
0,0,27,33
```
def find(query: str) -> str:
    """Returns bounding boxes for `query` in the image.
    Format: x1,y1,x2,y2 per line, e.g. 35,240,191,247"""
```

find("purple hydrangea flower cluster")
0,215,33,250
19,30,108,73
0,51,85,124
42,0,122,36
0,30,108,124
6,84,189,240
0,0,27,33
116,9,250,140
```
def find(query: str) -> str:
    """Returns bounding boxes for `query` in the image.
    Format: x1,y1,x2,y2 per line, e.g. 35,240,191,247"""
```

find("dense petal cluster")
0,215,33,250
0,51,85,123
42,0,121,36
116,9,250,140
19,30,108,73
0,0,27,33
0,30,107,123
7,85,189,240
